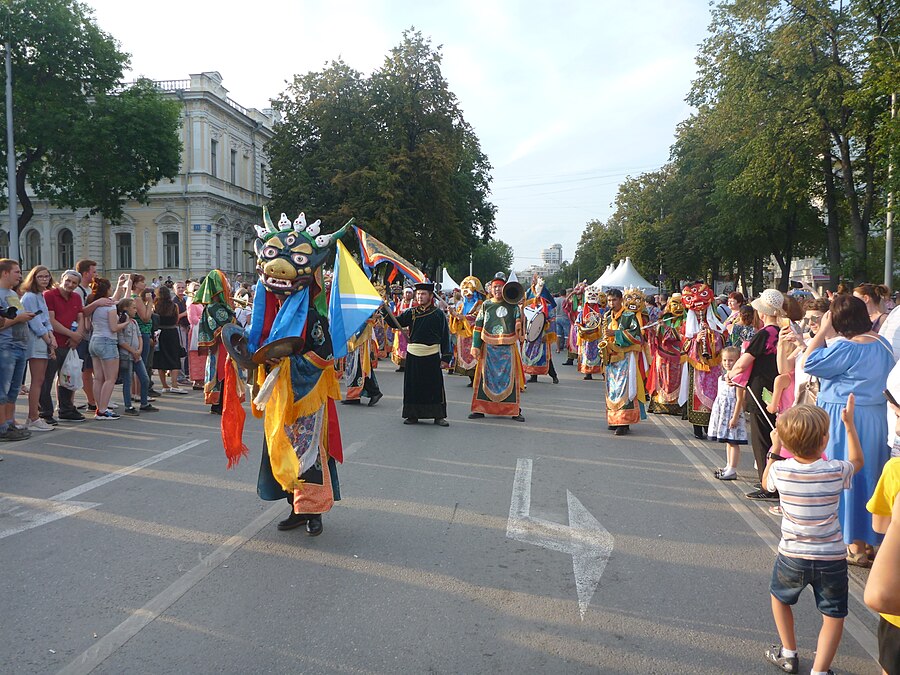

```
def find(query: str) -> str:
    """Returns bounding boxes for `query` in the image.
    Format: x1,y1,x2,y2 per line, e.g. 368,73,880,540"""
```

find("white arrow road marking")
0,439,206,540
506,457,614,619
0,494,99,540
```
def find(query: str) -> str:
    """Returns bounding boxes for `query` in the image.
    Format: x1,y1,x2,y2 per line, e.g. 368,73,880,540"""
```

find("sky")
85,0,713,273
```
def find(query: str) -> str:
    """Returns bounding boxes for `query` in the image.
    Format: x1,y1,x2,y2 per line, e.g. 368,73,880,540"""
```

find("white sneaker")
161,387,172,393
108,402,119,409
27,418,55,432
168,386,188,394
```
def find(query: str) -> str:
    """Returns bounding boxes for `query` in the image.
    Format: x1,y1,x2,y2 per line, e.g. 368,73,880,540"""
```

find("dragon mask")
253,212,342,295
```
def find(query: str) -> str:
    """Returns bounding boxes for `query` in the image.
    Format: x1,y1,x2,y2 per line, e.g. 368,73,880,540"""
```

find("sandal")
865,544,877,561
846,546,872,568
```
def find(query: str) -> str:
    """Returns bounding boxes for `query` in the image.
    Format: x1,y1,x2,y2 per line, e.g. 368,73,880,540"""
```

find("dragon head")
253,211,343,296
681,283,713,312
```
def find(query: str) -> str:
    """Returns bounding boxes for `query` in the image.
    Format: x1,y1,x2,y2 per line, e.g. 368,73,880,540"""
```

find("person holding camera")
0,258,36,442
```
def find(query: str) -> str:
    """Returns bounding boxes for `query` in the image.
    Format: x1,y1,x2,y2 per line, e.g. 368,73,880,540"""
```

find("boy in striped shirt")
762,396,863,675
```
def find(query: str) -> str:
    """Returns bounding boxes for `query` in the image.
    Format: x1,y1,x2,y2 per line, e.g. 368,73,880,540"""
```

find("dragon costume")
678,282,725,439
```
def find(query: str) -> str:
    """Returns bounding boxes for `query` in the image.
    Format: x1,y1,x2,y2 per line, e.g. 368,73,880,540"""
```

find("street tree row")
570,0,900,292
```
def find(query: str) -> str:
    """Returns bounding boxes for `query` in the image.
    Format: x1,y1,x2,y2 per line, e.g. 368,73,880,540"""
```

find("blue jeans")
119,357,149,408
0,342,28,407
770,553,848,618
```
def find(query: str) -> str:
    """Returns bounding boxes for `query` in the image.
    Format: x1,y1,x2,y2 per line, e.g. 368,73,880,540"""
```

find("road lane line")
0,494,99,540
57,502,284,675
51,439,207,502
650,415,880,663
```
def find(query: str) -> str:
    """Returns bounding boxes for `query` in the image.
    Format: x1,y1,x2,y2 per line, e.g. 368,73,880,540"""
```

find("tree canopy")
570,0,900,291
445,238,514,285
0,0,183,234
267,29,496,280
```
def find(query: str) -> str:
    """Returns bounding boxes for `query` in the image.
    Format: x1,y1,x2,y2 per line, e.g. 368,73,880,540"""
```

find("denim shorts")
770,553,848,618
0,342,28,405
29,337,50,360
89,336,119,361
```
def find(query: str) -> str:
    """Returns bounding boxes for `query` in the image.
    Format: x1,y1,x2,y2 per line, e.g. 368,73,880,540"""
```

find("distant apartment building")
520,243,564,279
0,71,275,279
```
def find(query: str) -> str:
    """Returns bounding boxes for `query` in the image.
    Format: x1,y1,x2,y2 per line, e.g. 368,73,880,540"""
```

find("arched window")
24,229,41,269
0,229,8,259
57,228,74,270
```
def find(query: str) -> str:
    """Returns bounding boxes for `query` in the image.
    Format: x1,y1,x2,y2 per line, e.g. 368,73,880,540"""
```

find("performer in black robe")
396,282,452,426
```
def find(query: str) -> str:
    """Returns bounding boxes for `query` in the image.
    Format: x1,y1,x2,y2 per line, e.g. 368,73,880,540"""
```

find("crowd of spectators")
0,258,251,440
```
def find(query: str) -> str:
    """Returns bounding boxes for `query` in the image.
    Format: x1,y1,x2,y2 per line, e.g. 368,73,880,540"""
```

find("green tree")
0,0,182,232
268,29,496,280
445,238,513,285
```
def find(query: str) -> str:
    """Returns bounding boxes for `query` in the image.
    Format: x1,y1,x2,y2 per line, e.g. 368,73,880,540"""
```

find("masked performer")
342,316,383,407
469,273,526,422
646,294,685,415
576,285,607,380
395,282,452,426
448,275,484,387
195,270,236,415
522,276,559,384
562,283,585,365
391,286,415,371
370,283,391,360
604,288,648,436
222,211,349,537
678,283,725,439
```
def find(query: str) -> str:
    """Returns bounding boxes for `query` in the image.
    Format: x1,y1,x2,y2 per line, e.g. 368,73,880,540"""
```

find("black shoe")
746,488,779,501
277,511,309,531
341,399,362,405
403,417,418,425
87,403,98,412
528,374,538,383
434,418,449,427
210,408,222,415
614,426,629,436
468,412,484,419
58,411,86,422
368,392,383,407
466,380,473,387
552,376,559,384
306,514,323,536
563,360,573,366
123,407,140,416
396,367,405,372
583,374,592,380
40,415,59,426
148,389,162,397
693,426,707,440
139,404,159,412
764,645,798,674
511,414,525,422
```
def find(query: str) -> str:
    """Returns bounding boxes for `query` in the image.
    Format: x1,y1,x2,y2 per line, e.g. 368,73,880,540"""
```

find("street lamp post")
877,35,899,288
5,39,17,261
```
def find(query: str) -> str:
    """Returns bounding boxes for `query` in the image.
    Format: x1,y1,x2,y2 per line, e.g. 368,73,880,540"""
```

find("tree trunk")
753,257,764,295
821,148,841,291
835,134,868,282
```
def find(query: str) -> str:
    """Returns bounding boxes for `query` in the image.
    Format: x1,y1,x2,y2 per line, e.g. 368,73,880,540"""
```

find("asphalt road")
0,359,884,674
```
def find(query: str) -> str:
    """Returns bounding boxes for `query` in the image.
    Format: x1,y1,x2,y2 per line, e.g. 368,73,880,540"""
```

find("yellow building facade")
0,72,274,281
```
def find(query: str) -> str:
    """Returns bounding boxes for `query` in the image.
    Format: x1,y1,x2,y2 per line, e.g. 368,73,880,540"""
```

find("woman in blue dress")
802,294,895,566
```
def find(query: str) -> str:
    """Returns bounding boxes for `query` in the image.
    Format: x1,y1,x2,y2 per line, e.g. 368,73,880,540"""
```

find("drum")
524,307,546,343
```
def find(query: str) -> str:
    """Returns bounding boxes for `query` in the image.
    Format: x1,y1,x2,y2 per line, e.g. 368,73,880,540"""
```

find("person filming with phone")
799,294,895,568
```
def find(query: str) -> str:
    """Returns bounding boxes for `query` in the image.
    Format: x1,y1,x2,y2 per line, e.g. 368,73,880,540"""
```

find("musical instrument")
524,307,546,343
577,309,602,337
502,280,524,304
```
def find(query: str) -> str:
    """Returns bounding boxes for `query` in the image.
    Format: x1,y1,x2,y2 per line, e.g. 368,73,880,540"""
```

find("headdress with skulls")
584,285,601,303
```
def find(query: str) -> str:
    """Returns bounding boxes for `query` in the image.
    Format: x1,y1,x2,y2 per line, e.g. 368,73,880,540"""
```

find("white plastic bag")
59,348,83,391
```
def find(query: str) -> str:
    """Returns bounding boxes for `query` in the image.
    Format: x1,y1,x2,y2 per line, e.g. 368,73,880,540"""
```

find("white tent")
600,257,657,293
592,263,615,288
440,268,460,291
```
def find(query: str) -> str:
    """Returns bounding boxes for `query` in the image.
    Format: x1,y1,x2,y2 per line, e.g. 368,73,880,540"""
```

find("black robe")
396,304,452,420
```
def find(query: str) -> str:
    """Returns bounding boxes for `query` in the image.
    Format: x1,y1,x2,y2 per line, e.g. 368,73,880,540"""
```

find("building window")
57,227,74,270
232,237,239,273
260,163,266,196
230,149,237,184
24,229,41,269
210,139,218,178
215,233,222,268
116,232,133,270
163,231,180,269
0,230,8,259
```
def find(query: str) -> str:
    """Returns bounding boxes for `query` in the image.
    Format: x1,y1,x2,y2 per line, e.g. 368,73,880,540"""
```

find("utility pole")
887,91,896,288
5,38,17,261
